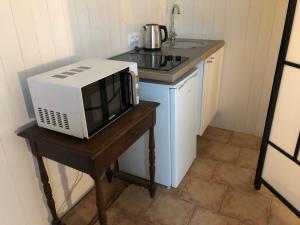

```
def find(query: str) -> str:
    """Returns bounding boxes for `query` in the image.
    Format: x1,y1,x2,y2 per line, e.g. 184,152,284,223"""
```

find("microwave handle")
128,71,139,105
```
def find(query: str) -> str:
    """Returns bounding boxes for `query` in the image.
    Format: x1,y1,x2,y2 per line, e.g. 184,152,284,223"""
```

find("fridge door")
118,81,172,187
170,69,198,187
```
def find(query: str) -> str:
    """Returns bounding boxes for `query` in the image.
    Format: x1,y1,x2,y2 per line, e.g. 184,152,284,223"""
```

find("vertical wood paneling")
46,0,73,66
244,0,279,134
168,0,288,136
212,0,226,39
0,140,25,225
29,0,57,65
0,1,167,224
256,0,289,135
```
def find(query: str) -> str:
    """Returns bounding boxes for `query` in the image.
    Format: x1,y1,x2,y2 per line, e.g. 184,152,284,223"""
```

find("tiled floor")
63,127,300,225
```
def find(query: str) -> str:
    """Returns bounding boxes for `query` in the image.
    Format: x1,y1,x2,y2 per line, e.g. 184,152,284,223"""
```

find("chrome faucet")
170,4,181,43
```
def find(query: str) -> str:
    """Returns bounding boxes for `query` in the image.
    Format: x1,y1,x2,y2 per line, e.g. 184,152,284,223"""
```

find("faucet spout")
172,4,181,15
170,4,181,43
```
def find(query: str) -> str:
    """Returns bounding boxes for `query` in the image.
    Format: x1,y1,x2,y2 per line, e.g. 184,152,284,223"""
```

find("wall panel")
167,0,288,136
0,0,167,224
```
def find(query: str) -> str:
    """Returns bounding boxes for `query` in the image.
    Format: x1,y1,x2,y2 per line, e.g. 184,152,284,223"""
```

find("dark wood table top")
18,101,159,160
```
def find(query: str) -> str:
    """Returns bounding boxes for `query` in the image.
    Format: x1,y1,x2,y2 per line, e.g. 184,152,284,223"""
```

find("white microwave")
28,59,139,139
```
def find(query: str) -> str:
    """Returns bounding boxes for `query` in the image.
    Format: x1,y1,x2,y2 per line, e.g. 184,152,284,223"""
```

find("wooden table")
18,101,159,225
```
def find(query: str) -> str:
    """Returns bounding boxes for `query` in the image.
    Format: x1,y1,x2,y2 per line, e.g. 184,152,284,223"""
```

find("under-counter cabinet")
197,47,224,136
118,45,224,188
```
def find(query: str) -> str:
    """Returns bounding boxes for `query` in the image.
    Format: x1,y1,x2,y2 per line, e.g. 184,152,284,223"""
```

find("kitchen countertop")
112,39,225,84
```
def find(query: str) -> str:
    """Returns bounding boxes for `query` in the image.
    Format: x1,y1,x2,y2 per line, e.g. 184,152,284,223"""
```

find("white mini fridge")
119,68,199,187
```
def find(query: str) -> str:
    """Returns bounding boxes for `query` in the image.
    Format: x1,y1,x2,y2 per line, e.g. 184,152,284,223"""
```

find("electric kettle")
143,24,168,50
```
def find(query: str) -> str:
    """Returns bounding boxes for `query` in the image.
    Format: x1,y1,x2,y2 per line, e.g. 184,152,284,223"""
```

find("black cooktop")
113,52,189,71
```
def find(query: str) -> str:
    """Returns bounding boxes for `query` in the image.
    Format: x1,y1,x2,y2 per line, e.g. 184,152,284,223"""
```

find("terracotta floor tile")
220,189,270,225
197,136,211,157
100,208,152,225
102,178,127,204
144,193,194,225
113,185,154,217
269,198,300,225
258,185,275,199
206,143,240,163
62,178,126,225
236,184,275,202
189,157,218,180
203,127,233,144
63,129,297,225
157,172,190,196
189,207,240,225
229,132,261,150
182,177,228,211
237,148,259,170
213,163,254,188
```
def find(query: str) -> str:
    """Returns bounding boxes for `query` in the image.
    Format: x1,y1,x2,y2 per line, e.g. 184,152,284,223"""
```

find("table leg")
35,154,65,225
105,167,113,183
149,126,156,198
94,178,107,225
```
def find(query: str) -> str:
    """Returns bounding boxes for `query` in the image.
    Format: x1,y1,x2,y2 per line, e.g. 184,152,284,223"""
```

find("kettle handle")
159,25,168,43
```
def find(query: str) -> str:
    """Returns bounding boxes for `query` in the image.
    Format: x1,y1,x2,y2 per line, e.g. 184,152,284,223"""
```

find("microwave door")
82,80,109,137
82,70,133,137
106,71,133,121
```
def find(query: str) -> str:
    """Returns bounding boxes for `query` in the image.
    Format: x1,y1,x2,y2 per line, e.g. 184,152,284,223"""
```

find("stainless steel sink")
163,40,209,49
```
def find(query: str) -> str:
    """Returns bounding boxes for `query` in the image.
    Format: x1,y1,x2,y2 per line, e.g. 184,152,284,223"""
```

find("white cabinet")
198,47,224,135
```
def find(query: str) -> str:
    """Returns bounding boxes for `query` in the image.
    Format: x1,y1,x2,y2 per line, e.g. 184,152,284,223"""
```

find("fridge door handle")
177,73,197,90
170,68,198,90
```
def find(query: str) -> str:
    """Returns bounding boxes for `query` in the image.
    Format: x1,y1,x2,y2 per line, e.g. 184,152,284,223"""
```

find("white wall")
167,0,288,136
0,0,289,224
0,0,167,224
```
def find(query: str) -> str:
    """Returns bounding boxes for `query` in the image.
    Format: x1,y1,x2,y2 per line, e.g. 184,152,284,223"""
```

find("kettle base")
143,47,161,51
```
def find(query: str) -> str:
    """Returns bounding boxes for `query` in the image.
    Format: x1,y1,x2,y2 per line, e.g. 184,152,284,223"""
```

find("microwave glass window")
106,74,122,117
82,82,104,135
106,72,132,119
82,69,133,137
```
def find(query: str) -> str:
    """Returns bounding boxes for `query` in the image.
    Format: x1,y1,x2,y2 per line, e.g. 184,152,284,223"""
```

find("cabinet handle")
207,60,213,63
211,57,215,60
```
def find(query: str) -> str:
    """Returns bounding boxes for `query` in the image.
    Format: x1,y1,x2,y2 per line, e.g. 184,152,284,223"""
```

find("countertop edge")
139,40,225,84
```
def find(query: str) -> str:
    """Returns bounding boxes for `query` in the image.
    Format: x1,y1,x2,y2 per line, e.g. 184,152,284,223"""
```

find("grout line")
186,205,197,225
227,131,235,144
217,184,230,213
266,195,274,225
233,146,242,166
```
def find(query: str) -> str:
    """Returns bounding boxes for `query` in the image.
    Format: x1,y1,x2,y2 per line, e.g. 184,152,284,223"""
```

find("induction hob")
113,52,189,71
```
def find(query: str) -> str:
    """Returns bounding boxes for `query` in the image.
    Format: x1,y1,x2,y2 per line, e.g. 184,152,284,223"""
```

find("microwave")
28,59,139,139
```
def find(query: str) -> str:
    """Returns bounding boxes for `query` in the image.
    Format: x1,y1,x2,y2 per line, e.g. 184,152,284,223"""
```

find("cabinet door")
200,47,224,135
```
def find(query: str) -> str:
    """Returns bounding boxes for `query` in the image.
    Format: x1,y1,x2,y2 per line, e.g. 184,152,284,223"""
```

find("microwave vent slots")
38,108,45,123
63,114,70,130
51,66,91,79
37,107,70,130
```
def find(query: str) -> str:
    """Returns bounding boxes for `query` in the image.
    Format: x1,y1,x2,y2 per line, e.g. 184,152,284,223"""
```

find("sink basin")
163,40,209,49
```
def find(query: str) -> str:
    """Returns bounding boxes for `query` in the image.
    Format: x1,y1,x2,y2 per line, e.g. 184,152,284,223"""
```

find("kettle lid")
144,23,160,30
